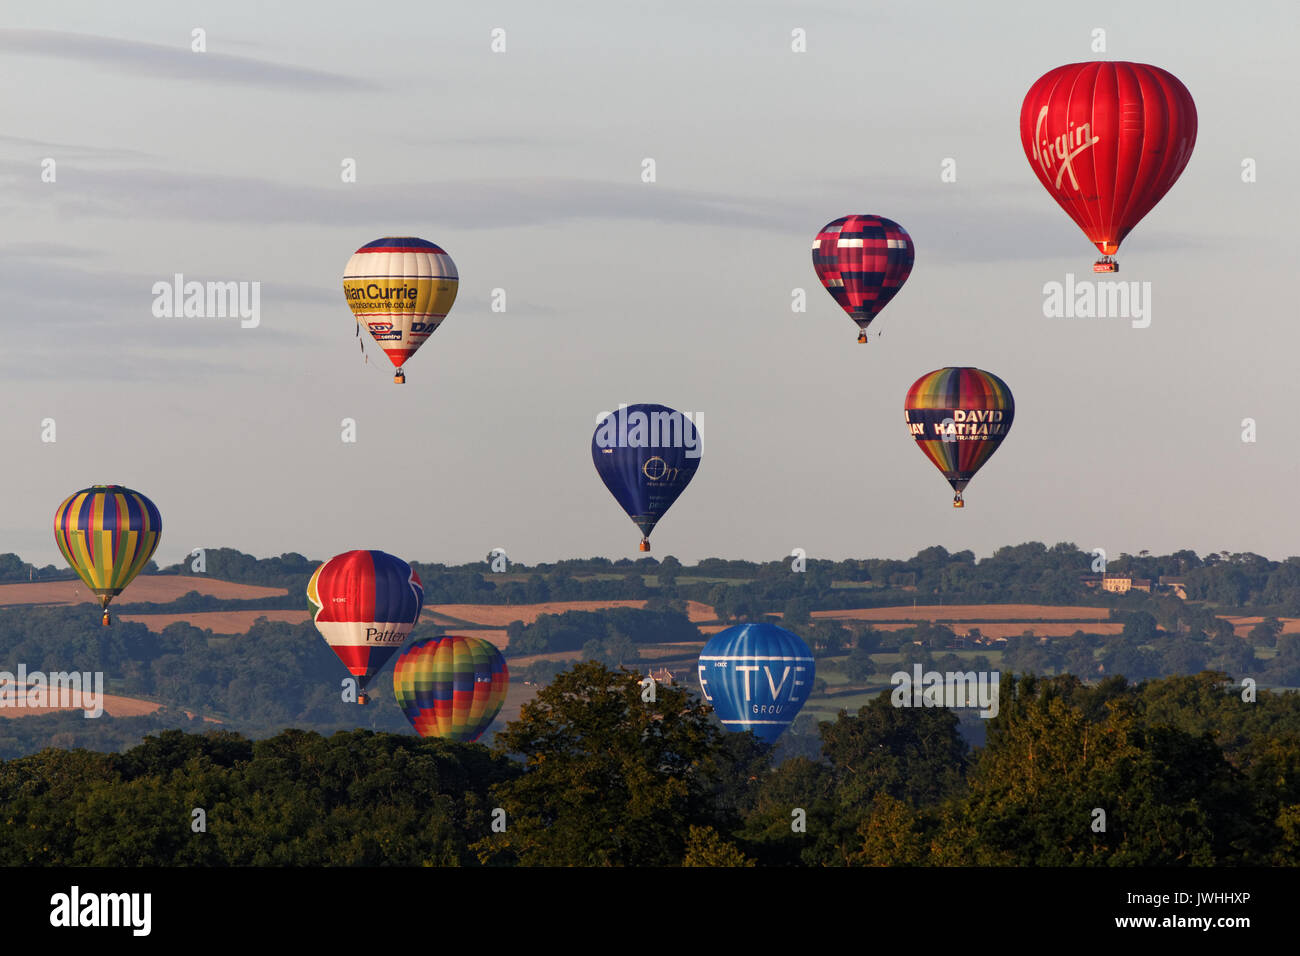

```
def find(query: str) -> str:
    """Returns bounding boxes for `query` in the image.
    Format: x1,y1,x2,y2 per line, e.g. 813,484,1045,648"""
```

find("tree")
1248,618,1282,648
474,662,728,866
844,646,877,683
682,825,756,866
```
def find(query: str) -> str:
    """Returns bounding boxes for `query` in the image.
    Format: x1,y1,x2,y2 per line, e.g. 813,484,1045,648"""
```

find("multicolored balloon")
307,550,424,705
342,237,458,383
1020,62,1197,272
904,367,1014,508
54,485,162,626
697,622,815,744
811,215,914,342
392,636,509,742
592,403,701,552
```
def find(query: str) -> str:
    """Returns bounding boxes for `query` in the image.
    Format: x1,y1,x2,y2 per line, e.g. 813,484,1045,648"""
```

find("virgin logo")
1032,106,1101,191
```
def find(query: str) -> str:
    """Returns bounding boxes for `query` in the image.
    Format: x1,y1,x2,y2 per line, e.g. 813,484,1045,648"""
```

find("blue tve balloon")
697,622,815,743
592,403,700,552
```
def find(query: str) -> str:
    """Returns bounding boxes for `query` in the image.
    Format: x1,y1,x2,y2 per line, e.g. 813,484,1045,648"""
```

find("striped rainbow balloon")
393,636,509,742
904,367,1015,508
53,485,162,624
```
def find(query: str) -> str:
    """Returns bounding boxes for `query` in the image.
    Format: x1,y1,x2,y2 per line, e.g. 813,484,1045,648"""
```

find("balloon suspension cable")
639,537,651,553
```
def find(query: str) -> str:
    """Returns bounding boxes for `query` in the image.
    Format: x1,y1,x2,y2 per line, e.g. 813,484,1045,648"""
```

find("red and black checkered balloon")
811,215,914,337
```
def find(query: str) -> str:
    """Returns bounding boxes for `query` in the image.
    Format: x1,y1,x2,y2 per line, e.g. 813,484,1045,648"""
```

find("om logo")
642,457,678,481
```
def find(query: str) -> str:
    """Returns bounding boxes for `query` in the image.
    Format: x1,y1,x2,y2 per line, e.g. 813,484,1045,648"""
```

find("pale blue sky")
1,1,1296,568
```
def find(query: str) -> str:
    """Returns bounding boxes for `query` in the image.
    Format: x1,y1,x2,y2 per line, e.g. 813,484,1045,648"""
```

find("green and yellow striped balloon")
53,485,162,625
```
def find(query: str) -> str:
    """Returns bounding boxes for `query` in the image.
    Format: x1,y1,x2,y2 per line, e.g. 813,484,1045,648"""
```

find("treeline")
11,542,1300,617
2,667,1296,866
504,605,701,658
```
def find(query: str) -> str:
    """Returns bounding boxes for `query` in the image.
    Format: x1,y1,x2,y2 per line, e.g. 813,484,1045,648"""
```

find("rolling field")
0,576,289,607
0,690,162,719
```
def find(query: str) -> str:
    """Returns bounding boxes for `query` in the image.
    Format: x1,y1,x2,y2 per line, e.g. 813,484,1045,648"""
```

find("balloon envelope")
307,550,424,693
343,237,458,378
811,215,914,339
393,636,509,741
54,485,162,614
592,403,700,550
904,367,1014,505
697,622,814,744
1020,62,1197,256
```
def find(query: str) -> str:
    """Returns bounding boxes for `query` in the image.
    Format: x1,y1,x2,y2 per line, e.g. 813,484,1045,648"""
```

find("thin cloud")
0,29,378,91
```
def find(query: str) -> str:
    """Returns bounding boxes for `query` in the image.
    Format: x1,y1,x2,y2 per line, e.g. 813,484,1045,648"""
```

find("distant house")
1098,573,1151,594
646,668,675,686
1159,576,1189,599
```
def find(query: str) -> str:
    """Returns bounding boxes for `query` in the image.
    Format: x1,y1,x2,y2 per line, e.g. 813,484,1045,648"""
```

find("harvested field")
1221,616,1300,638
0,690,161,718
0,576,288,608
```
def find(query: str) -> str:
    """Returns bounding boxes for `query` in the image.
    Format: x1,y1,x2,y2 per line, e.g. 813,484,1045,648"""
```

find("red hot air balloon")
812,215,914,342
307,550,424,705
1020,62,1197,273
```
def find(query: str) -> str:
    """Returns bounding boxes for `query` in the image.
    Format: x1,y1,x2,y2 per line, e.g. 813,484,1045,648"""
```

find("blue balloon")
592,403,700,552
697,622,815,743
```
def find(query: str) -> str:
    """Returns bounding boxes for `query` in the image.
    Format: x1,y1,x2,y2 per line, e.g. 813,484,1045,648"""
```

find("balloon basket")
393,370,405,384
102,610,111,626
1093,257,1118,273
639,539,650,552
857,331,868,343
952,495,965,509
357,693,370,706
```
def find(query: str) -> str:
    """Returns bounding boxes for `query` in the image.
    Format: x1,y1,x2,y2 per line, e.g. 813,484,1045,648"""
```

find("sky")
1,1,1296,570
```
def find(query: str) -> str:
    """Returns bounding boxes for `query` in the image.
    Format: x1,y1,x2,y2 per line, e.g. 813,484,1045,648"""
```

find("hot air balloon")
307,550,424,705
592,403,701,552
697,622,814,744
811,215,914,342
54,485,162,626
342,237,458,383
1020,61,1197,273
904,367,1014,508
392,636,509,742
